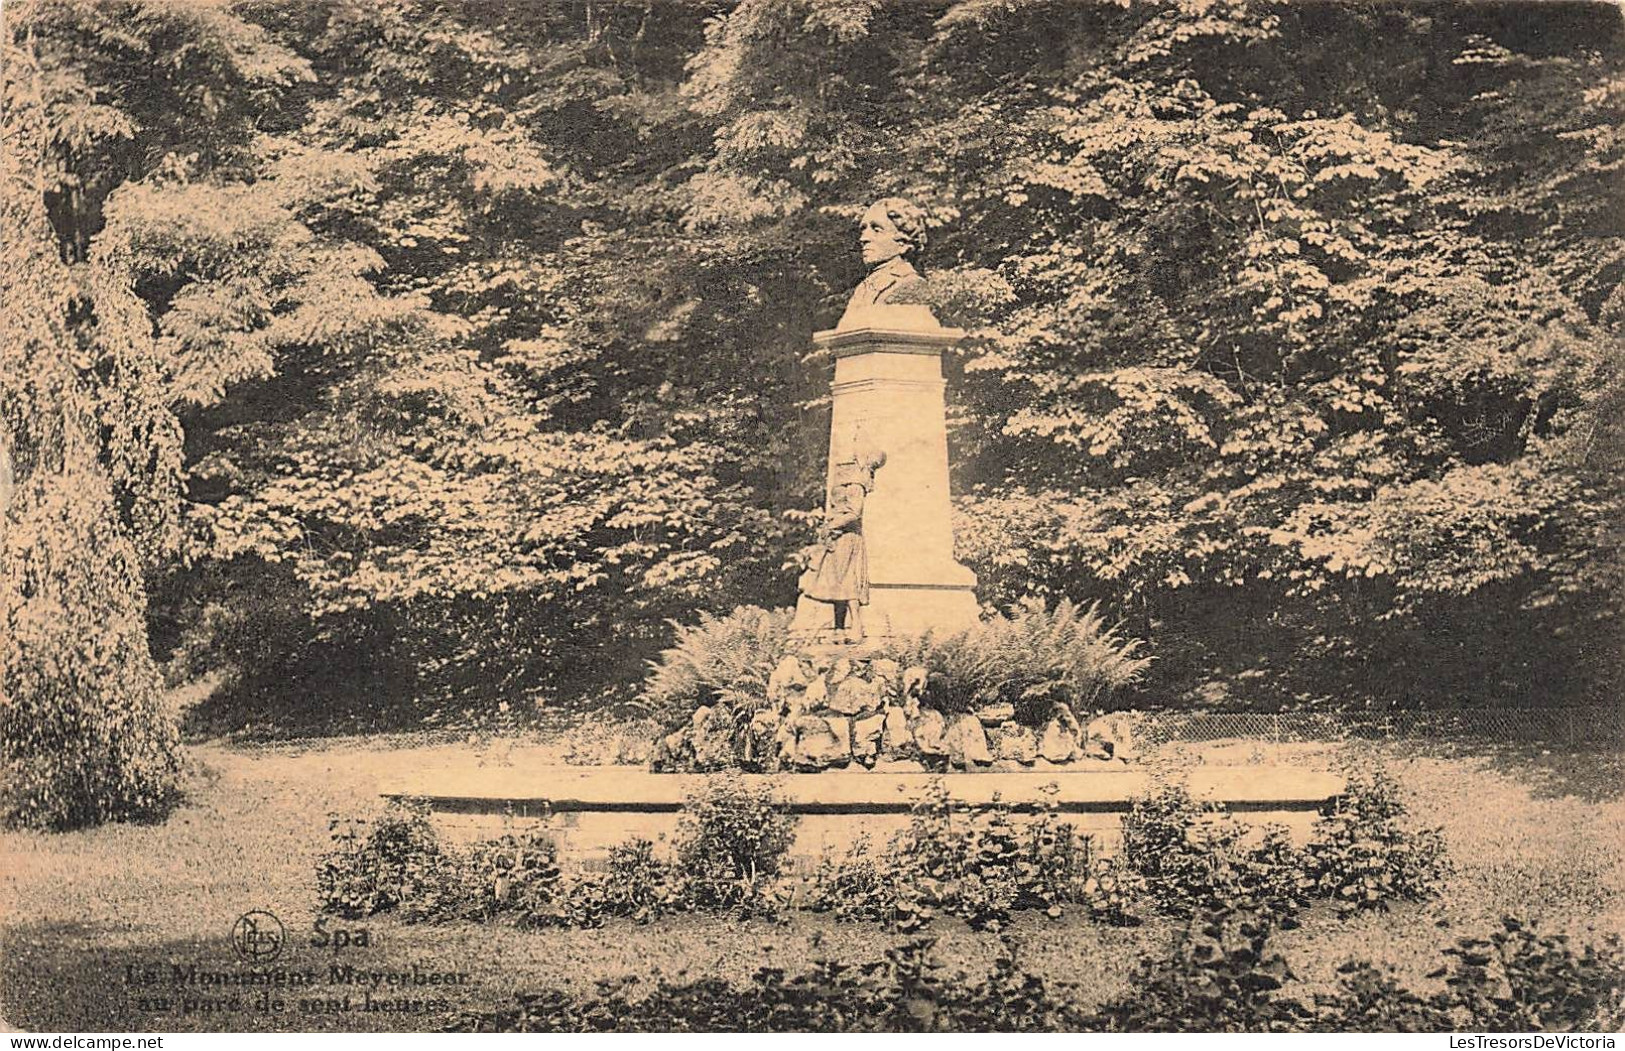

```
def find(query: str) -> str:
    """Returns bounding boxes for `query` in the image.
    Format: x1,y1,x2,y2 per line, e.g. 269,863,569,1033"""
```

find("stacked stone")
653,652,1132,773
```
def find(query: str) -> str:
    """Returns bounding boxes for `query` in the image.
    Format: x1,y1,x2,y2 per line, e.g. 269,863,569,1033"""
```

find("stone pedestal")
795,304,979,638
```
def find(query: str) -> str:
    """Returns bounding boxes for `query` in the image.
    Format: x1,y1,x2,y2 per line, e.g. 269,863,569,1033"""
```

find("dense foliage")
1119,773,1447,923
317,776,793,925
322,769,1446,934
640,605,795,726
1302,767,1450,913
1,25,193,827
807,780,1112,931
451,937,1092,1032
1094,907,1309,1031
7,0,1623,743
642,599,1148,738
672,774,797,909
887,598,1151,718
318,801,458,919
447,912,1625,1032
807,769,1445,932
1119,782,1312,922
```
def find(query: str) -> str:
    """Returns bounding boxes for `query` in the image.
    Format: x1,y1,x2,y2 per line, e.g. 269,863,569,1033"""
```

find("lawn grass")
3,732,1621,1031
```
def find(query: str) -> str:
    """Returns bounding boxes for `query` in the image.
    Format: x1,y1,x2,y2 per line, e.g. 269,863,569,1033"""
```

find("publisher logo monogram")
231,909,285,963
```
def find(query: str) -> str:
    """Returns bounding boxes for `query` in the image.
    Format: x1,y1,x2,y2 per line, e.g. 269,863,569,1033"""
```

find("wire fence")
1128,706,1625,749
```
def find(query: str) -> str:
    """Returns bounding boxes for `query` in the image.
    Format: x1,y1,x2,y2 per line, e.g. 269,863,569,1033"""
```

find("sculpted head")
859,197,927,268
833,434,888,491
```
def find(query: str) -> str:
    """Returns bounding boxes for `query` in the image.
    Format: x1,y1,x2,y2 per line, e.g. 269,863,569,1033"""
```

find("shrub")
519,838,681,929
805,833,927,929
449,936,1087,1032
1018,795,1098,913
1317,962,1455,1032
809,780,1108,931
1434,917,1625,1032
886,599,1149,721
1304,768,1449,913
1,478,185,831
815,772,1450,932
464,826,564,922
639,606,793,725
446,911,1625,1032
1119,780,1214,880
1120,782,1309,924
2,57,185,832
1122,771,1448,923
1313,918,1625,1032
317,789,788,925
599,838,679,921
1094,907,1310,1032
317,808,575,925
673,774,797,911
1072,856,1146,926
318,771,1450,941
317,801,462,919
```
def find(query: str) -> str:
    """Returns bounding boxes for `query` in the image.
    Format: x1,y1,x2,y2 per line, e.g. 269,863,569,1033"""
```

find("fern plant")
640,605,794,725
885,599,1150,720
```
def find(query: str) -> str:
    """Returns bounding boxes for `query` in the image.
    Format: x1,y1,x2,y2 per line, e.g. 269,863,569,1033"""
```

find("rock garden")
646,600,1148,774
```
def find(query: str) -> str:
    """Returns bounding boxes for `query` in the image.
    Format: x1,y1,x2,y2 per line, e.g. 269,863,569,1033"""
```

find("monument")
384,196,1344,848
646,198,1138,775
792,197,981,640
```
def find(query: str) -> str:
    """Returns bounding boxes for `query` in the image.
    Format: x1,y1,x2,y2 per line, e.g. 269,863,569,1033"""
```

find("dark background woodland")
5,0,1623,755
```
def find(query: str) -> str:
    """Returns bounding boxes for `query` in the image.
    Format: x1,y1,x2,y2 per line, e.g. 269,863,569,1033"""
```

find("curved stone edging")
383,765,1346,814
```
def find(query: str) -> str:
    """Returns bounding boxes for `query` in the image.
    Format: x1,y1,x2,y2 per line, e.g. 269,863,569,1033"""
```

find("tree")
32,0,1618,739
674,0,1625,708
2,39,181,828
2,0,312,825
151,0,801,731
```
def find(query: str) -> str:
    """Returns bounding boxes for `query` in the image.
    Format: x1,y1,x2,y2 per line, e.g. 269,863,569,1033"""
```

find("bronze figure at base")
797,447,887,644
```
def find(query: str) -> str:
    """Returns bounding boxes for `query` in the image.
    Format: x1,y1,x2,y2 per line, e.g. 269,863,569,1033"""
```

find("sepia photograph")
2,0,1623,1037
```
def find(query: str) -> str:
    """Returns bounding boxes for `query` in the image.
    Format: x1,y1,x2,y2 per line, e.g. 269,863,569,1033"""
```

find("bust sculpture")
838,197,928,327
